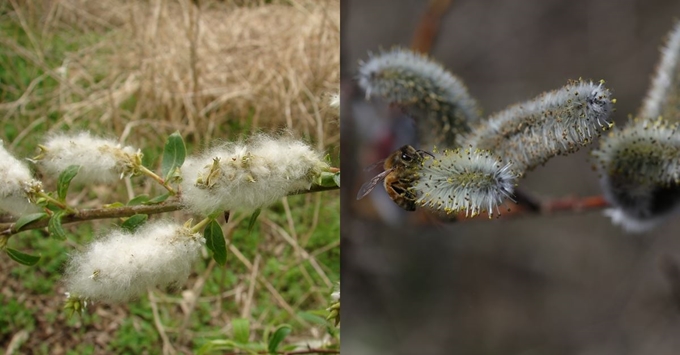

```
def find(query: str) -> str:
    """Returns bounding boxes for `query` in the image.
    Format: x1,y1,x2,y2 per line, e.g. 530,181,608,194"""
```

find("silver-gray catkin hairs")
357,48,481,147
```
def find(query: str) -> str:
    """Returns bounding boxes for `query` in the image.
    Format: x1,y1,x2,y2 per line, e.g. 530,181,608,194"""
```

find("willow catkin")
594,22,680,232
180,134,329,216
594,118,680,232
463,79,614,176
414,148,517,218
0,141,42,215
65,220,204,303
357,48,480,147
36,131,142,184
638,21,680,123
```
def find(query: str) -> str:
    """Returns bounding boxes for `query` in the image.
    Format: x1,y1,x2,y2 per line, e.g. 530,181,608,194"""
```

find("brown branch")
410,0,453,54
0,183,339,237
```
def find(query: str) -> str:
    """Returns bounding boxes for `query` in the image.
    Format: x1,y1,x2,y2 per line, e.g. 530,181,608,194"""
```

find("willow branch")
0,184,339,237
410,0,453,53
450,194,610,221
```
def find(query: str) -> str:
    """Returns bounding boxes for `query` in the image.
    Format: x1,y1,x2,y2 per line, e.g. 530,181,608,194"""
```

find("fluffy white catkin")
0,141,42,215
180,135,329,216
37,131,141,184
357,48,480,147
463,80,614,175
64,220,204,303
639,21,680,122
414,148,516,218
593,118,680,232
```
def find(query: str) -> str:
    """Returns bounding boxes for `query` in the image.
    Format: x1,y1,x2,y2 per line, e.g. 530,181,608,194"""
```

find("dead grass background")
2,0,339,151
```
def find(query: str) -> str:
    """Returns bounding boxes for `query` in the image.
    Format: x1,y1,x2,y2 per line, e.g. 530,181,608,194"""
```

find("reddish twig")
410,0,453,54
439,195,611,221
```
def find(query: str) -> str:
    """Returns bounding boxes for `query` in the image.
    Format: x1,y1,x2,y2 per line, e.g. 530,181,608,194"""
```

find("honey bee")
356,145,433,211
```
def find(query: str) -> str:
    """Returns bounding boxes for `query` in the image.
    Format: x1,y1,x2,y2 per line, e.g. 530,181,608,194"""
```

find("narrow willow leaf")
6,248,40,266
127,194,150,206
121,214,148,233
297,311,332,327
196,340,263,355
162,131,186,181
144,193,170,205
247,209,261,234
316,171,339,187
267,324,292,354
196,340,238,355
204,220,227,266
14,212,48,230
232,318,250,344
57,165,80,201
333,172,340,187
48,210,67,240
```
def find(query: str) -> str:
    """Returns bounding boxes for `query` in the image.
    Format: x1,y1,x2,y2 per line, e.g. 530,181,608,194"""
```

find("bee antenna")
418,149,435,158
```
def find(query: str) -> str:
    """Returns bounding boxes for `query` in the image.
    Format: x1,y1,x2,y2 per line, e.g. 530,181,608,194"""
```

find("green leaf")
127,194,150,206
144,193,170,205
317,171,339,187
14,212,48,230
196,340,263,355
333,172,340,187
6,248,40,266
297,311,332,327
196,340,237,355
162,131,186,181
204,220,227,266
48,210,67,240
232,318,250,344
267,324,292,354
247,208,261,234
121,214,148,232
57,165,80,201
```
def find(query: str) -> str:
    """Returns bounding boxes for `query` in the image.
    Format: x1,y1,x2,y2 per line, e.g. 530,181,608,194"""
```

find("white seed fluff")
357,48,480,147
64,221,204,303
0,141,42,215
37,132,141,184
414,148,516,218
464,80,614,175
180,135,329,216
639,21,680,121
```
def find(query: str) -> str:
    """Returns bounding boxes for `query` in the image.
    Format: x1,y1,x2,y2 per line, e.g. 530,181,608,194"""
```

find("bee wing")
356,170,391,200
364,159,386,171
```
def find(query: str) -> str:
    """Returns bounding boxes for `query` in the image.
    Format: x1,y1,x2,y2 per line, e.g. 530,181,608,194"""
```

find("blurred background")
341,0,680,354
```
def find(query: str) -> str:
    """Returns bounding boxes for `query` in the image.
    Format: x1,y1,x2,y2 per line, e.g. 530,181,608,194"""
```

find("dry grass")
2,0,339,150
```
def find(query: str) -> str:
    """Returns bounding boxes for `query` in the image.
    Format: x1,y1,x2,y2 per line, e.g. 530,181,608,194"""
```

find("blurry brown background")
341,1,680,354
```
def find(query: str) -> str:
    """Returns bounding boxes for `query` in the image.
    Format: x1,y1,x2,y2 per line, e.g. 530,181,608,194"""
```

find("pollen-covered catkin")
180,135,329,216
593,118,680,232
36,132,142,184
64,220,204,303
0,141,42,215
414,148,516,218
357,48,480,147
463,80,614,175
639,21,680,122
